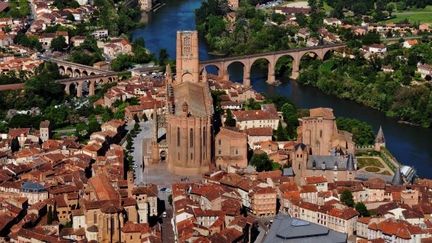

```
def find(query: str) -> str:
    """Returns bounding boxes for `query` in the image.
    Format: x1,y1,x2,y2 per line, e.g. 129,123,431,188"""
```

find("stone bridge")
59,72,119,97
45,58,109,78
199,43,346,87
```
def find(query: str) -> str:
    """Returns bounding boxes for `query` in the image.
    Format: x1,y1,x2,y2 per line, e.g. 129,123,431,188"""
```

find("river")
132,0,432,178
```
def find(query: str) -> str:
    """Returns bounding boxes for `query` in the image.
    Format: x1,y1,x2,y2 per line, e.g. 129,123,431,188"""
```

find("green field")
383,6,432,24
357,157,384,169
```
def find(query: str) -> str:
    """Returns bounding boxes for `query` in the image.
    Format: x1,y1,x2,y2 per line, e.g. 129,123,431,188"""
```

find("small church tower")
39,120,50,142
127,170,134,197
374,126,385,151
151,103,160,164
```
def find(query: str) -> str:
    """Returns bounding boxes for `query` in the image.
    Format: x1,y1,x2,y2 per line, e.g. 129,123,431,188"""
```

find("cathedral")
165,31,214,176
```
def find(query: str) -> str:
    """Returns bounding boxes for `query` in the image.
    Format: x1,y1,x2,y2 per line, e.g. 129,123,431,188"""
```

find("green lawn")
323,2,333,13
357,157,384,169
365,166,381,173
383,6,432,24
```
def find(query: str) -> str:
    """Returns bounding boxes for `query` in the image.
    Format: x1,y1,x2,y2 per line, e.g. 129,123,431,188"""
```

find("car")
160,187,167,192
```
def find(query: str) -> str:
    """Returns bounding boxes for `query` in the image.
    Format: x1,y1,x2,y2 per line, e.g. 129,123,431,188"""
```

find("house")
419,23,430,32
417,64,432,80
245,127,273,147
231,109,279,130
403,39,418,48
103,39,133,59
363,44,387,54
91,29,108,39
323,18,342,26
274,7,311,16
306,37,319,47
249,187,277,216
215,127,248,170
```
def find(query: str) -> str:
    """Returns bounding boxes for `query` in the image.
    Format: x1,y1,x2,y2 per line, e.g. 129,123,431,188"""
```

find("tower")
139,0,152,12
39,120,50,142
151,104,160,164
374,126,385,151
176,31,200,84
127,170,134,197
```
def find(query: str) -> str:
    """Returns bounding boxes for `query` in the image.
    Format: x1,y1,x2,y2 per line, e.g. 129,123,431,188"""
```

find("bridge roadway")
199,43,346,86
41,57,109,74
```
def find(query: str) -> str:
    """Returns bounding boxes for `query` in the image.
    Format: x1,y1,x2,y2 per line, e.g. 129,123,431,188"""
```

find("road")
161,200,174,242
129,120,153,185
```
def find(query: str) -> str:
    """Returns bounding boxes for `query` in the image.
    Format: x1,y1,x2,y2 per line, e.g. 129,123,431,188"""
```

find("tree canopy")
250,152,274,172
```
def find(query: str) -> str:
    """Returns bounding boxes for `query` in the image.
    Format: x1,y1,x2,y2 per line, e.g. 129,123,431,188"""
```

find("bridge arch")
201,64,222,76
250,57,276,84
73,69,81,78
82,70,88,76
66,67,73,77
58,66,65,76
274,54,295,80
224,61,246,85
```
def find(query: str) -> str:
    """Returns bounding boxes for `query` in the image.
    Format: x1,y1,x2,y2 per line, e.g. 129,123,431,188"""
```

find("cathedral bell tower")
176,31,200,84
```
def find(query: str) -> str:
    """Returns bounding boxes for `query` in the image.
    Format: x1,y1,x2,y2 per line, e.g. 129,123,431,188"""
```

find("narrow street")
128,120,153,185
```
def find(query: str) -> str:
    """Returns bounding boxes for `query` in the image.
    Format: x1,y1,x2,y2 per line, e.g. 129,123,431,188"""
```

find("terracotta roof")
305,176,327,184
327,207,359,220
308,108,334,119
88,174,119,201
245,127,273,136
121,222,150,233
232,110,278,122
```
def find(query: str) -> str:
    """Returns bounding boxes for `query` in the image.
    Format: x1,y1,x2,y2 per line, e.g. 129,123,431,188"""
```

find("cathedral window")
177,127,180,146
320,130,323,138
190,128,193,147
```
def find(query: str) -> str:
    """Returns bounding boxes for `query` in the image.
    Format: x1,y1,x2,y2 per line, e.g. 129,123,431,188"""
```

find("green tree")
47,206,53,224
275,122,288,141
340,190,354,207
11,137,20,152
51,35,68,51
336,118,375,145
250,152,274,172
281,102,298,138
224,109,236,127
355,202,370,216
158,48,169,66
87,116,100,134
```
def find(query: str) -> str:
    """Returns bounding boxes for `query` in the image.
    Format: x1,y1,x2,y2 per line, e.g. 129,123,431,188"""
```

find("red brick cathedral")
166,31,214,175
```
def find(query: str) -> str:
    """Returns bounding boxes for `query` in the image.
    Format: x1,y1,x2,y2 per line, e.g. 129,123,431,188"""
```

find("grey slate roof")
392,166,403,186
22,181,45,192
264,214,347,243
307,154,357,171
283,167,294,177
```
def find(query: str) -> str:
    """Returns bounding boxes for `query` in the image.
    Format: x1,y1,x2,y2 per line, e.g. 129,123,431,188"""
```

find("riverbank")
131,0,432,178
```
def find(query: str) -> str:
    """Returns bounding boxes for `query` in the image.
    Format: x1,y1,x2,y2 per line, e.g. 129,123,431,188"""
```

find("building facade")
166,31,214,176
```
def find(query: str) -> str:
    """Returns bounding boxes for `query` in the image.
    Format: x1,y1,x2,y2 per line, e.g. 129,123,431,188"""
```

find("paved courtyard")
142,162,202,188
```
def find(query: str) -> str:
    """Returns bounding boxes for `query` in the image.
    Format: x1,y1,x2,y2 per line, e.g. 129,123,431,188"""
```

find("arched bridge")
59,72,119,97
199,43,346,87
42,57,109,77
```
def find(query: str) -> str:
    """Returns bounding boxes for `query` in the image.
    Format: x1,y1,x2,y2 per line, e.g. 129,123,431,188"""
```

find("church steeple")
374,125,386,152
165,63,172,83
375,126,385,144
